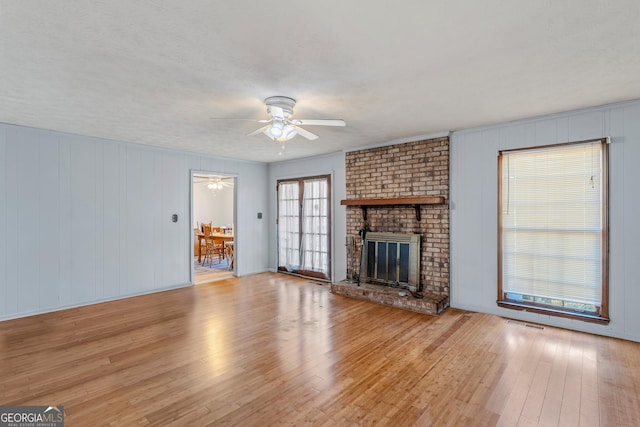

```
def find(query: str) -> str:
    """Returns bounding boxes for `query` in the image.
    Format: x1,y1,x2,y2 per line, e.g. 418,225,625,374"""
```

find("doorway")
277,175,331,280
191,172,236,284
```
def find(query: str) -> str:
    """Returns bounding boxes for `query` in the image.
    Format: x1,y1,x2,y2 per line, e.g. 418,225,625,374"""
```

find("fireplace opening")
361,232,421,292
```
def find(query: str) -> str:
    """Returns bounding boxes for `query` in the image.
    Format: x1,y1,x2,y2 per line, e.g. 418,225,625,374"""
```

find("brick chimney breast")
345,137,449,297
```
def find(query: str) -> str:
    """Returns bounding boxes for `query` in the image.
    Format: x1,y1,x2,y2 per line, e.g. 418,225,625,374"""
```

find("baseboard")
450,301,639,343
0,282,194,322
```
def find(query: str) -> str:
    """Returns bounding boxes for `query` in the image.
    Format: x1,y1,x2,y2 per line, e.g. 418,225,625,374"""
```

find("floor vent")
308,281,326,286
506,320,544,330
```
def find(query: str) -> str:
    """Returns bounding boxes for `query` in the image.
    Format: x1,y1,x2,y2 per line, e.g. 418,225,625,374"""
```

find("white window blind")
500,141,605,312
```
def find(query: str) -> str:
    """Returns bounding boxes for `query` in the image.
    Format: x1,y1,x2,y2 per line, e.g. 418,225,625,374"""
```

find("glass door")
277,175,331,280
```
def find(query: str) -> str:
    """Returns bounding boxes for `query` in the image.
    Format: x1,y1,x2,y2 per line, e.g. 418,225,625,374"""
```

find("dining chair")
202,239,214,267
201,224,214,265
212,236,225,263
226,241,235,270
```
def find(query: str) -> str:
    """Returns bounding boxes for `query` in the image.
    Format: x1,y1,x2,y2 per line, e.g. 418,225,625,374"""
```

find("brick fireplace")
332,136,450,314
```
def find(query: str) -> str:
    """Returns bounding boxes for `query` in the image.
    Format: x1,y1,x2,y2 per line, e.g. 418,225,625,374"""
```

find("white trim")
269,150,344,166
190,169,238,282
239,268,273,276
452,301,638,342
452,98,640,137
273,169,334,183
0,121,265,165
0,282,193,322
343,131,451,153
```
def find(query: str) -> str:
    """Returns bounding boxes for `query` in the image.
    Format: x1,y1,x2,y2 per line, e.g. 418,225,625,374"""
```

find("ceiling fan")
216,96,345,143
193,175,233,191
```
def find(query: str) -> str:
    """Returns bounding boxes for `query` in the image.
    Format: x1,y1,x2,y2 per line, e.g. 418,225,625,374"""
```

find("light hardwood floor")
194,258,233,284
1,273,638,426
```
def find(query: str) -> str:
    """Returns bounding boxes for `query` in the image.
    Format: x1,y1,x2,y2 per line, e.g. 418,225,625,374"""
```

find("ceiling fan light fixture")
270,129,297,143
282,124,297,140
267,120,284,138
205,178,231,191
244,96,345,145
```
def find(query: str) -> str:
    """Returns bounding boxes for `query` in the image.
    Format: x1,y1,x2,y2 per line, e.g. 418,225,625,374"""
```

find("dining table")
197,232,234,264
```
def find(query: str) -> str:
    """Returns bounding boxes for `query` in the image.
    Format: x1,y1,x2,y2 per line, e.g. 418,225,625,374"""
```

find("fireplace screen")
362,232,420,291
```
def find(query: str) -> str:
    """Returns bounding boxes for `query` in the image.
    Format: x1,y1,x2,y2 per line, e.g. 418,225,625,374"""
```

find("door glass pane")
367,241,376,279
301,178,329,277
377,242,387,280
277,181,300,271
399,243,409,283
388,242,398,282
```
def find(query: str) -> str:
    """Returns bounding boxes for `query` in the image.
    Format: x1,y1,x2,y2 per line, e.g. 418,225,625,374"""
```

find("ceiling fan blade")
292,119,345,127
248,124,271,136
294,126,319,140
210,117,265,122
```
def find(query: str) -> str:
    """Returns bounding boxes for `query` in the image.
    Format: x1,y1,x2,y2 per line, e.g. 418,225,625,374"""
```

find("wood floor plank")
538,329,571,427
580,334,601,426
559,337,585,427
1,272,639,426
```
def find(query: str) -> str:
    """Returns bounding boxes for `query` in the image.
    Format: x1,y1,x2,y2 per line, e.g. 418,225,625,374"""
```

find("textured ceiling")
1,1,639,163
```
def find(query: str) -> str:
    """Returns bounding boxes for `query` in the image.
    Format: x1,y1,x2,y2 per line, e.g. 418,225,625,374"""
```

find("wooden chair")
226,241,235,270
203,238,216,267
194,228,204,257
212,236,225,262
211,227,227,259
202,224,226,267
201,224,215,266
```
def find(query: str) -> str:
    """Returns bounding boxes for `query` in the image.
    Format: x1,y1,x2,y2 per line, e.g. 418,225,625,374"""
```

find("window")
498,140,609,323
277,176,331,280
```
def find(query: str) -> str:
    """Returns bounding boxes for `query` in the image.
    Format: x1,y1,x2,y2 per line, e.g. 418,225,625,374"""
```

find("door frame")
190,169,238,284
276,174,332,281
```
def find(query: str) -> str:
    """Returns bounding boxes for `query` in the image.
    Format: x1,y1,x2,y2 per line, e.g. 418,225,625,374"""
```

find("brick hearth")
331,281,449,315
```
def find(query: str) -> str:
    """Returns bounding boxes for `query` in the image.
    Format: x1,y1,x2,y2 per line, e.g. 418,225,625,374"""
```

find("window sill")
497,300,610,325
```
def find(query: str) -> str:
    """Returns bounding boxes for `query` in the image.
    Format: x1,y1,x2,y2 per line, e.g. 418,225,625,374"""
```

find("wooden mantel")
340,196,445,221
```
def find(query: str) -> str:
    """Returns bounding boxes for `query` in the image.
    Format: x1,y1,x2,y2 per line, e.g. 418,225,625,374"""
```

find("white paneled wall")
0,123,269,320
450,100,640,342
268,152,347,283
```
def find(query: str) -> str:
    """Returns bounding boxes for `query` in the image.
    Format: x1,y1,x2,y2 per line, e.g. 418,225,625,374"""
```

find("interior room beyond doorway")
193,173,235,284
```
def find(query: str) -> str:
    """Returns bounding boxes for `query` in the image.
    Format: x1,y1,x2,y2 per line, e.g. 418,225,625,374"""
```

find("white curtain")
301,179,329,274
278,181,300,271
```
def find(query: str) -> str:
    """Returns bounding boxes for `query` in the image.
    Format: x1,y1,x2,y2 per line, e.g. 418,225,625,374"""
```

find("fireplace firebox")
360,232,421,292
